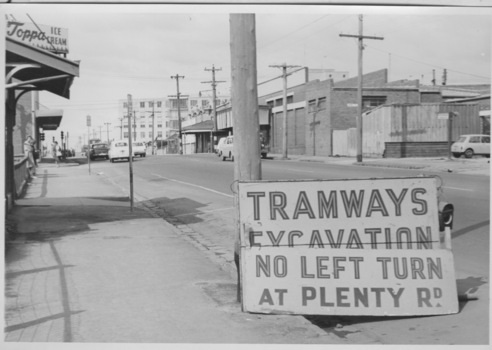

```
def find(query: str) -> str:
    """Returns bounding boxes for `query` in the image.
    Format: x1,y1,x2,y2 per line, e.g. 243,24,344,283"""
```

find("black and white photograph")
2,1,491,348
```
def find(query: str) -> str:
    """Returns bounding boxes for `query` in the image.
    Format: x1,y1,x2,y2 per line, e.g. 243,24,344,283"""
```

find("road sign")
238,177,458,316
437,112,449,120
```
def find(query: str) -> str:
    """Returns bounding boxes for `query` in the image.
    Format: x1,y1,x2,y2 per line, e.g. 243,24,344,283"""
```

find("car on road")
89,143,109,160
220,135,234,161
219,134,270,161
216,137,227,157
132,141,147,157
109,140,131,163
451,134,490,158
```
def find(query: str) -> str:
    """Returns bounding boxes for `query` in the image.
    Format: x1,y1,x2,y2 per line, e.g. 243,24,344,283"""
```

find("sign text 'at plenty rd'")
238,177,459,316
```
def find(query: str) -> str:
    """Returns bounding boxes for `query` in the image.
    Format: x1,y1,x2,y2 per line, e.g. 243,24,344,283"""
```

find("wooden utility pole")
104,122,111,143
203,65,226,153
171,74,185,154
269,63,300,159
127,94,134,212
230,13,261,302
340,15,383,163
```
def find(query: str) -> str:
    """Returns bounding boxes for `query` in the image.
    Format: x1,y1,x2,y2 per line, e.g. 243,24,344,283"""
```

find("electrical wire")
366,44,490,81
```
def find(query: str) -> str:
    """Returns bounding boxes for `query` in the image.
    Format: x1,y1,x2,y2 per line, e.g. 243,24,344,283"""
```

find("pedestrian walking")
24,135,37,176
51,141,61,167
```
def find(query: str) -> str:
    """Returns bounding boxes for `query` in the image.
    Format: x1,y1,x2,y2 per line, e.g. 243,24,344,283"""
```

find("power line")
258,15,330,49
366,44,490,81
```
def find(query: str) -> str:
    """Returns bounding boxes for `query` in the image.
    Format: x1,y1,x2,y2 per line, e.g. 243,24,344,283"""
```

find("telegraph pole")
104,122,111,143
171,74,185,154
269,63,300,159
230,13,261,302
203,65,226,153
340,14,383,163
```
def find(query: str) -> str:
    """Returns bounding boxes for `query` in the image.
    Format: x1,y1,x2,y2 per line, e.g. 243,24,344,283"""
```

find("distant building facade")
117,94,230,149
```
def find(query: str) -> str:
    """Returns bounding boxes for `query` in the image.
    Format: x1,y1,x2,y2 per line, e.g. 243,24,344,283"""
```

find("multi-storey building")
116,94,230,151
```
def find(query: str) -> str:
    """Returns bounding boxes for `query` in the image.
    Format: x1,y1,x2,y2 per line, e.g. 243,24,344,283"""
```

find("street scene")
3,2,491,349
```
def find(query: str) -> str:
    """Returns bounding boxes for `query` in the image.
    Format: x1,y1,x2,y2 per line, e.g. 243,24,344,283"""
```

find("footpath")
4,158,337,345
3,154,490,345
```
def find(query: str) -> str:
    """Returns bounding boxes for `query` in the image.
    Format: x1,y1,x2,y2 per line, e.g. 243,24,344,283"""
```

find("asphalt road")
90,153,490,345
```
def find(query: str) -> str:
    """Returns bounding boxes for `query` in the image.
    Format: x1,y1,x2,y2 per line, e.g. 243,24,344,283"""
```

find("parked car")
220,135,269,161
451,134,490,158
108,140,131,163
220,135,235,161
89,143,109,160
216,137,227,157
132,141,147,157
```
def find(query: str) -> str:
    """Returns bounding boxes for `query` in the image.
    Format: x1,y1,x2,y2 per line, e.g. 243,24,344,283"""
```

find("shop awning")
35,109,63,130
6,37,80,99
182,120,214,134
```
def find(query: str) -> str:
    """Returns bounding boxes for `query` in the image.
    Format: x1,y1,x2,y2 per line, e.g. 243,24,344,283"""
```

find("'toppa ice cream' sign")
237,177,458,316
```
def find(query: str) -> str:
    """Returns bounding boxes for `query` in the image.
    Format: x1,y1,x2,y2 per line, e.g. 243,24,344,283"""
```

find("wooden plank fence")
333,103,484,158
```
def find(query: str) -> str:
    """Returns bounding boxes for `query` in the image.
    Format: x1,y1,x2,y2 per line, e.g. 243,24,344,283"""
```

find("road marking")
151,173,234,198
443,186,474,192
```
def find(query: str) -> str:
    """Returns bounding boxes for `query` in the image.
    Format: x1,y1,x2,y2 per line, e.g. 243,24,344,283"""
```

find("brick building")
258,68,489,157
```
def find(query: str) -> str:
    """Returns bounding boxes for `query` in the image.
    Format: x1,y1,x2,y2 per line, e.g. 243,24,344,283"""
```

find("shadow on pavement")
5,196,154,247
144,196,208,225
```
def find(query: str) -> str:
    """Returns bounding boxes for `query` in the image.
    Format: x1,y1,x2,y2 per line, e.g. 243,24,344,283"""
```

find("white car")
108,140,131,163
220,135,234,161
216,137,227,157
451,134,490,158
132,141,147,157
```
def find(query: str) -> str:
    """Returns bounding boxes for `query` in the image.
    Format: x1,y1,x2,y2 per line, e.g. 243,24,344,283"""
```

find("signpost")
86,115,91,174
127,94,134,212
237,177,459,316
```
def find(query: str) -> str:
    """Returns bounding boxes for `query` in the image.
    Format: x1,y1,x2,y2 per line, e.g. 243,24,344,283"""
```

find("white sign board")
238,177,458,316
437,113,450,120
6,21,69,54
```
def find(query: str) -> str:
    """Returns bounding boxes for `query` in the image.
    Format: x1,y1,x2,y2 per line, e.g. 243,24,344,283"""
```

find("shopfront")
5,36,79,211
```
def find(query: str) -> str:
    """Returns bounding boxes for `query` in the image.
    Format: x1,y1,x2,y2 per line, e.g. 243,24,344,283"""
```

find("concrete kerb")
268,153,490,175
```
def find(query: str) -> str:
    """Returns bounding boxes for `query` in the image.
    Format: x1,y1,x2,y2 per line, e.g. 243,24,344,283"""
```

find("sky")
3,3,491,148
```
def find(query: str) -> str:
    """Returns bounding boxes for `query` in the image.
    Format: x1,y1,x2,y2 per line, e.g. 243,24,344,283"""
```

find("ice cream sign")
6,20,69,54
237,177,459,316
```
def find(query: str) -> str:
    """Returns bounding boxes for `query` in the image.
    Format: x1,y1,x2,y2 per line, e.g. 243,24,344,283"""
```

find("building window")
123,102,128,108
362,96,386,109
149,101,154,108
140,124,146,128
157,101,162,108
267,101,274,108
157,124,162,128
308,97,326,113
149,132,153,138
190,99,198,107
140,102,145,108
157,131,162,137
308,99,317,113
140,132,145,138
124,132,129,138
